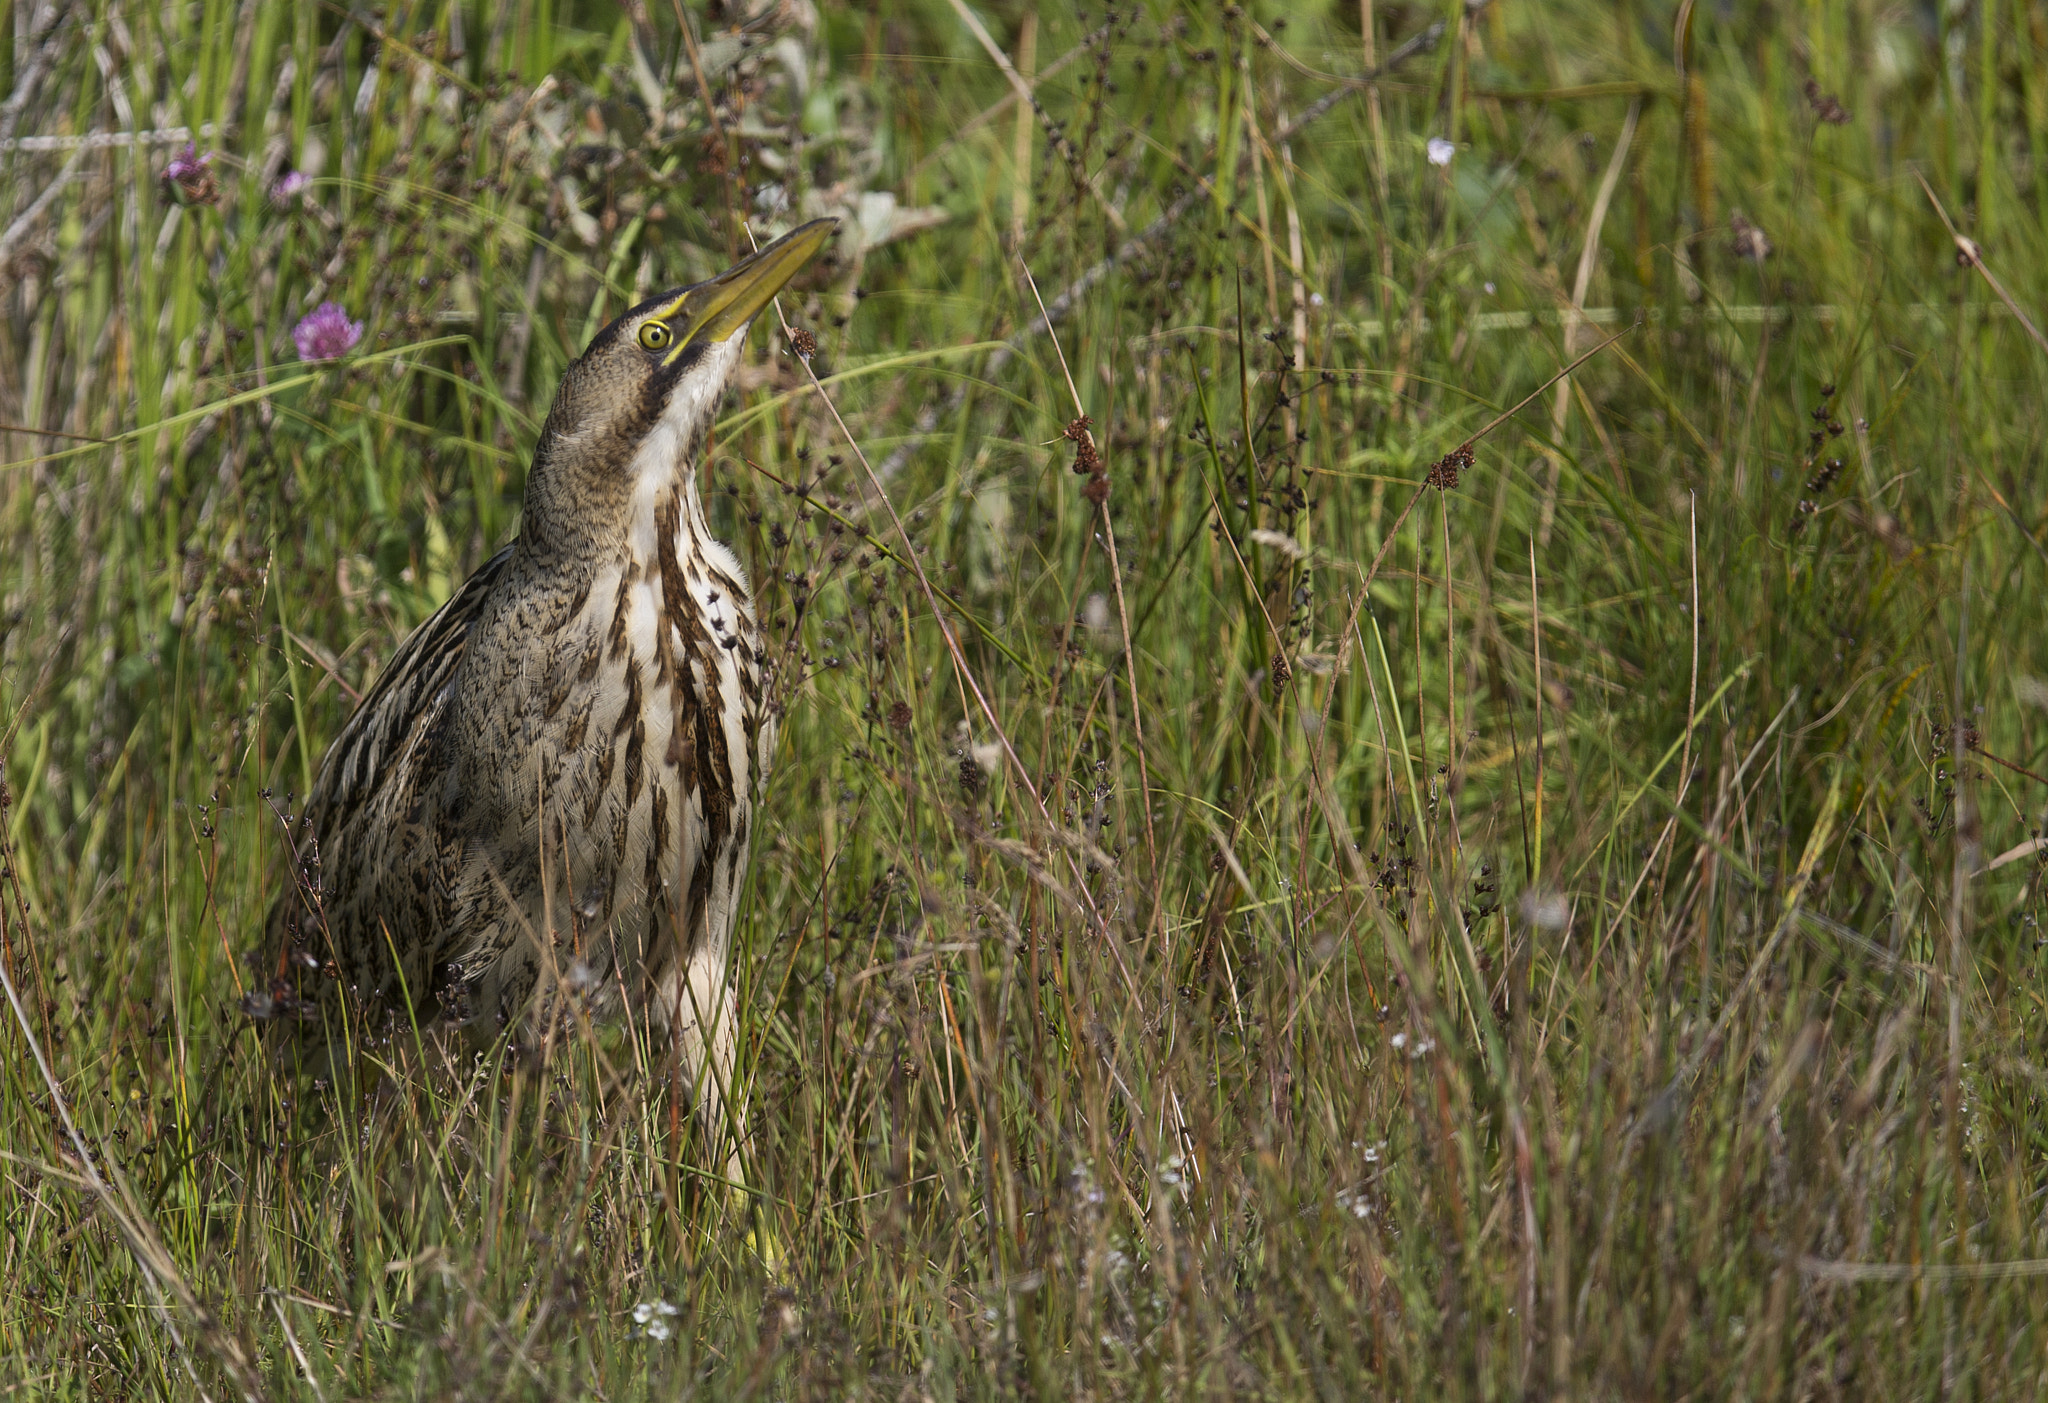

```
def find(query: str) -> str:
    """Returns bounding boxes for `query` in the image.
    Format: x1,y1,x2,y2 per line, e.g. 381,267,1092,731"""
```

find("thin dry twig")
876,21,1446,479
752,234,1142,1003
1312,320,1641,769
904,26,1103,184
0,123,214,152
944,0,1126,233
1016,261,1162,906
1005,21,1445,357
1915,171,2048,356
270,1294,332,1403
0,837,265,1401
1539,98,1639,544
0,143,86,268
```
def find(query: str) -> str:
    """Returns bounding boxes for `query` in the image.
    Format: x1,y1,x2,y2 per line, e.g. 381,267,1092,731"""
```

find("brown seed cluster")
788,326,818,359
1804,78,1851,125
1063,415,1098,470
1425,443,1474,491
1064,415,1110,504
1789,383,1846,533
1729,210,1772,264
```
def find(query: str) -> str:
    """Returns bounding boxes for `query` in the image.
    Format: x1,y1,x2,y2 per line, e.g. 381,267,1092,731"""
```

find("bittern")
260,220,837,1171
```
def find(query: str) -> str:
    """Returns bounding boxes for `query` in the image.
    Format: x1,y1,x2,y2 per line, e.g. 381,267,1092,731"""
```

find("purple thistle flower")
292,302,363,361
163,142,219,206
271,169,311,201
165,142,212,183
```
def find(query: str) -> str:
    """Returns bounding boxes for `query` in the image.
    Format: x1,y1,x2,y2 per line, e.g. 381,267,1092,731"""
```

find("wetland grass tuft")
5,0,2048,1396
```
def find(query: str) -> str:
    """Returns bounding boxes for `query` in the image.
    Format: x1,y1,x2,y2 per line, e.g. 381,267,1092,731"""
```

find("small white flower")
1389,1032,1408,1051
1521,889,1572,930
971,740,1005,779
1335,1187,1374,1219
1484,281,1496,295
1426,137,1455,167
632,1299,679,1339
1309,291,1325,307
1082,592,1112,636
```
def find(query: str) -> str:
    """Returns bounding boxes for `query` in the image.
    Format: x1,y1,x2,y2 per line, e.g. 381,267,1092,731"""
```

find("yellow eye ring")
637,321,673,352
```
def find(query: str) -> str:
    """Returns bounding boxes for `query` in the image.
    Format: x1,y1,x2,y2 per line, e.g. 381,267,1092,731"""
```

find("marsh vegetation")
5,0,2048,1395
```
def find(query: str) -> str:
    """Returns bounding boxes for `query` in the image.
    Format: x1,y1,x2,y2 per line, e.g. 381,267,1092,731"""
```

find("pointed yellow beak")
654,219,838,362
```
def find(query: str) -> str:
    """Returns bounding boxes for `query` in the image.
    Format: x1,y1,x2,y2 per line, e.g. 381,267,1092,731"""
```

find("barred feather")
253,229,830,1182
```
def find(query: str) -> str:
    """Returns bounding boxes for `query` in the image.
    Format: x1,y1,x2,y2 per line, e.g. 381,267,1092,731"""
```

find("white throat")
620,328,748,562
626,328,747,490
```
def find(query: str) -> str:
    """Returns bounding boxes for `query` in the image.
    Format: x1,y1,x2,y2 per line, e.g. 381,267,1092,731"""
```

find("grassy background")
5,0,2048,1395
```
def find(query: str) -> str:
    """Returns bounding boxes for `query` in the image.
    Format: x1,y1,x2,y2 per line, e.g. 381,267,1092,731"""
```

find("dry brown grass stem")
1017,260,1162,906
1539,97,1639,545
0,843,264,1400
875,21,1446,481
944,0,1126,232
1312,319,1639,779
1916,171,2048,356
757,264,1142,1004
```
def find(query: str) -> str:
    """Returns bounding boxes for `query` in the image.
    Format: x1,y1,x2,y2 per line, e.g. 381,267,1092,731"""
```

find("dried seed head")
1425,443,1474,491
1803,78,1851,125
788,326,818,359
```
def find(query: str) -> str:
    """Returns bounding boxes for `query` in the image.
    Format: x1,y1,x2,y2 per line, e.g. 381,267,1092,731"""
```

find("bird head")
518,218,837,563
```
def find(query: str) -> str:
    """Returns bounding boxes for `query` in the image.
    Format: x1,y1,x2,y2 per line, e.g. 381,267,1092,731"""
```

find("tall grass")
5,0,2048,1395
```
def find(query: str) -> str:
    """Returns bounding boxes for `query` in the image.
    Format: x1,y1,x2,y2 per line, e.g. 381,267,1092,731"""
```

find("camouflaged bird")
259,221,836,1162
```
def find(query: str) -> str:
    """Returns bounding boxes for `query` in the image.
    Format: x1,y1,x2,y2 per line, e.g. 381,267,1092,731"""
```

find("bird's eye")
638,321,673,352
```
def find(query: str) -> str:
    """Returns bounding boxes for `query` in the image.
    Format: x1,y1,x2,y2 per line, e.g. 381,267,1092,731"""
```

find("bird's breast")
435,478,774,1017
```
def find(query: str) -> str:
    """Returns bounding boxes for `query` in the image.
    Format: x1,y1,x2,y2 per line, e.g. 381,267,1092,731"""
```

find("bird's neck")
504,459,742,623
623,460,713,573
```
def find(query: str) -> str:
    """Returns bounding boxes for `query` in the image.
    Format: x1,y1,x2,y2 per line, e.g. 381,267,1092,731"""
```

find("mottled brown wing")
260,546,514,1026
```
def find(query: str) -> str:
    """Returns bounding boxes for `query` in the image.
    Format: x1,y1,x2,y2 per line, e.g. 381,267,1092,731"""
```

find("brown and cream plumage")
260,221,836,1169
